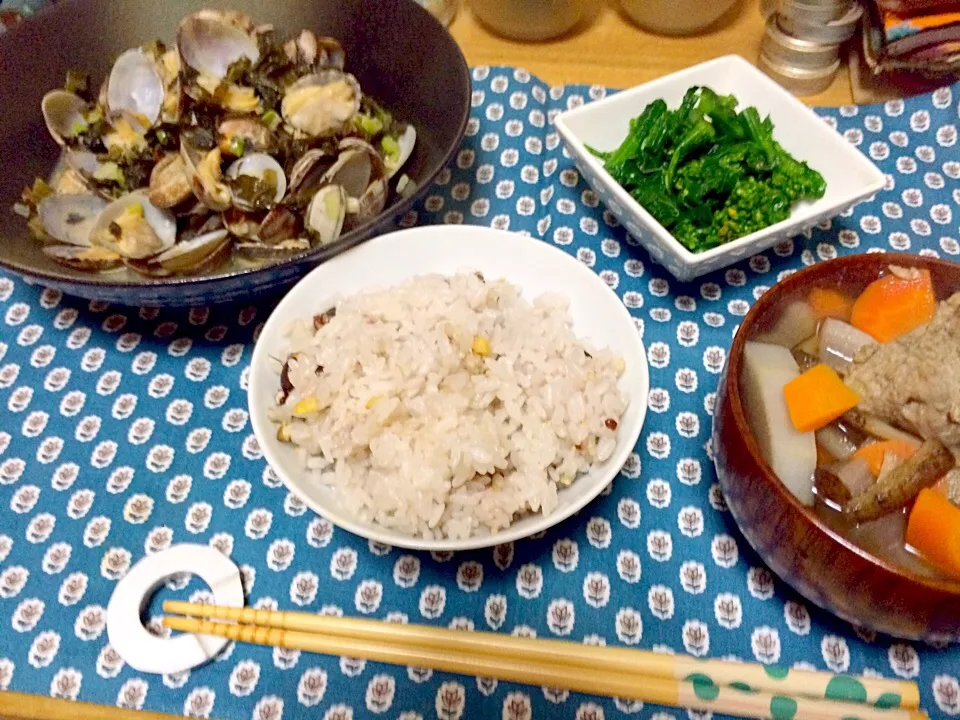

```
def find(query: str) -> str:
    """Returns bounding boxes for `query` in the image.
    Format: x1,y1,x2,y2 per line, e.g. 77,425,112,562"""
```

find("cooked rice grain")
269,271,628,539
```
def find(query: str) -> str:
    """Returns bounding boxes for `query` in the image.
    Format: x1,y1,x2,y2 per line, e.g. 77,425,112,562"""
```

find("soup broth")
741,263,960,582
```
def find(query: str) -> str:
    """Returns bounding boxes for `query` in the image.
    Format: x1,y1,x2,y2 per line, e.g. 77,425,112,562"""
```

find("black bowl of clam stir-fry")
0,0,469,305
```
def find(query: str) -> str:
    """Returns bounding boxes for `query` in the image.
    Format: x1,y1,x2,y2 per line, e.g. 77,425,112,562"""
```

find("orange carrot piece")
850,268,937,342
783,363,860,433
853,439,920,477
808,287,854,322
906,488,960,578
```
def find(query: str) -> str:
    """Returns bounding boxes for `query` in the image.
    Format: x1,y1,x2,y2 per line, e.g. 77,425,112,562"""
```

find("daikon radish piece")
816,422,858,461
753,301,818,350
818,318,877,374
741,341,817,506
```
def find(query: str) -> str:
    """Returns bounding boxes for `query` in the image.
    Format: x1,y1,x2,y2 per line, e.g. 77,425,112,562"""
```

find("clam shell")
322,149,374,199
288,148,335,195
125,231,231,277
153,229,231,273
90,192,176,259
235,237,310,260
65,150,103,177
159,49,183,124
148,153,193,209
222,207,263,240
43,245,122,272
347,177,387,229
386,125,417,179
226,153,287,211
106,48,165,130
37,193,108,247
284,31,345,70
41,90,89,146
53,169,93,196
281,71,361,138
177,11,260,79
218,117,274,156
305,184,346,246
258,205,300,245
338,137,387,180
180,143,232,212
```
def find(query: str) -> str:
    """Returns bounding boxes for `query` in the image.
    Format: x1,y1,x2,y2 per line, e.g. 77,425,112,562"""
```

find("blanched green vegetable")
591,87,827,253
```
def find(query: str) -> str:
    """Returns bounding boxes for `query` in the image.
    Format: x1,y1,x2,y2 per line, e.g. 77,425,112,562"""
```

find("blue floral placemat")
1,60,960,720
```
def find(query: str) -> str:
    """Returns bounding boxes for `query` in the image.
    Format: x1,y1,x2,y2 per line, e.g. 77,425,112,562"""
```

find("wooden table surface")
449,0,854,106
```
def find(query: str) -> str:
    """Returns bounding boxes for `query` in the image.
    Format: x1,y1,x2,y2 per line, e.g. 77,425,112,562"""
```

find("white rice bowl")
249,226,649,551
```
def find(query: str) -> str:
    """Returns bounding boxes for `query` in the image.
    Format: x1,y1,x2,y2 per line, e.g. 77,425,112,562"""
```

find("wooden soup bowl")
713,253,960,640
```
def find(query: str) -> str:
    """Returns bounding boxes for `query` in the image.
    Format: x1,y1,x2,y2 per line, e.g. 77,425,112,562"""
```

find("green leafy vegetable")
591,87,827,253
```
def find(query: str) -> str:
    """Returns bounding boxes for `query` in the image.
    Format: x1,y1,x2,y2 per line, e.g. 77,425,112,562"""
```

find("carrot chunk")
906,489,960,578
852,439,920,477
807,287,854,322
850,268,936,342
783,363,860,433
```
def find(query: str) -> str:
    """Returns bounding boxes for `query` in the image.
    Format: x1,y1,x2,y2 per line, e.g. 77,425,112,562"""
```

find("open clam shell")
345,177,388,230
177,10,260,80
287,148,335,197
180,139,233,212
159,49,183,124
305,184,346,246
258,205,300,245
106,48,165,131
385,124,417,179
223,204,299,245
223,207,262,239
283,31,345,70
89,192,176,259
43,245,122,272
41,90,90,146
281,71,361,138
322,148,379,199
226,153,287,212
153,228,231,274
37,193,108,246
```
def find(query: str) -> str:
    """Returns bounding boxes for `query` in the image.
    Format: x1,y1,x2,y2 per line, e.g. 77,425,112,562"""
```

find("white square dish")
554,55,885,281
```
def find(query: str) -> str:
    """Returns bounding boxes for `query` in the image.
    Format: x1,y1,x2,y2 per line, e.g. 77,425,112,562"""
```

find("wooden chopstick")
0,692,181,720
163,602,925,720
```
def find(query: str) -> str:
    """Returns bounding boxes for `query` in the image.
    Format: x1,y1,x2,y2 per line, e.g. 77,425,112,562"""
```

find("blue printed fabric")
1,66,959,720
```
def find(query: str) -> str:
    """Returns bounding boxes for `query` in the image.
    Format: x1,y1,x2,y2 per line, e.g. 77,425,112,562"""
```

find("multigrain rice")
269,271,628,539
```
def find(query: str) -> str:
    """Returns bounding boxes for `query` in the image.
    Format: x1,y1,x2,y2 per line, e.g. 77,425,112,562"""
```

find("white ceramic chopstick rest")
106,543,244,674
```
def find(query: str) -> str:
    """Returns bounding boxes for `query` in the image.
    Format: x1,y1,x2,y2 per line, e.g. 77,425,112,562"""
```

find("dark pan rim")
0,0,471,291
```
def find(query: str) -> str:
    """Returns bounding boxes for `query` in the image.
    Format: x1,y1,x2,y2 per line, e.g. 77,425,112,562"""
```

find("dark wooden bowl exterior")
713,253,960,640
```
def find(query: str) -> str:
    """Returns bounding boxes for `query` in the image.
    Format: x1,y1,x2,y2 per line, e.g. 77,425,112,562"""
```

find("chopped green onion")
356,113,383,137
155,129,170,146
69,118,90,137
262,110,282,131
229,136,246,157
381,135,400,161
93,162,125,184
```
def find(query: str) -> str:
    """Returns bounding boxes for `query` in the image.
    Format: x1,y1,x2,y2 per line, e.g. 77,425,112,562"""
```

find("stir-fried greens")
15,9,417,277
590,87,827,253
